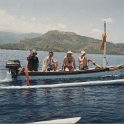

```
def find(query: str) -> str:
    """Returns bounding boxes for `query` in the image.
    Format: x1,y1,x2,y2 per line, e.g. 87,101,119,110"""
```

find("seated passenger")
27,49,39,71
78,51,88,70
42,51,58,72
62,51,76,71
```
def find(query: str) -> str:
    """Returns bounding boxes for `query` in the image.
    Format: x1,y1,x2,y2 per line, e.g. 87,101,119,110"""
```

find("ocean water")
0,50,124,123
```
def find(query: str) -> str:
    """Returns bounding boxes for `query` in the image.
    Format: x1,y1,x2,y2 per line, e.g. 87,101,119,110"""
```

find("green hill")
0,30,124,55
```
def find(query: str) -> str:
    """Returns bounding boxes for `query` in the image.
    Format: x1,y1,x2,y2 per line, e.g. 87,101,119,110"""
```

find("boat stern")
6,60,21,78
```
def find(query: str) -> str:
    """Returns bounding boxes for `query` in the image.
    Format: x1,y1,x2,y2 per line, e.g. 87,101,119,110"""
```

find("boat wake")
0,70,12,83
0,79,124,89
0,78,12,83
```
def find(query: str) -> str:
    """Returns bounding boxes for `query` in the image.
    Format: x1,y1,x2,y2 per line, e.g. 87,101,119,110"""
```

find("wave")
0,70,12,83
0,78,12,83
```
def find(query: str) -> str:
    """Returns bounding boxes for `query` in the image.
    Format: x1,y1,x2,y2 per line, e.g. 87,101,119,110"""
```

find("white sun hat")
67,51,73,54
32,49,37,54
81,50,85,55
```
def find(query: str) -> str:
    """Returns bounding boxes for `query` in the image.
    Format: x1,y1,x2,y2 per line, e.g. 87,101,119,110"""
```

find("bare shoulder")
72,56,75,60
44,56,49,61
63,56,67,61
63,56,67,59
78,56,81,59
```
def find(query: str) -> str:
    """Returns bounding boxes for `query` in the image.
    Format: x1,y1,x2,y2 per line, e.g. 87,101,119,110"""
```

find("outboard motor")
6,60,21,78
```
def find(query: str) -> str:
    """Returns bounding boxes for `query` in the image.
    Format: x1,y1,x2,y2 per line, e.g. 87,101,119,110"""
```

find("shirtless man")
78,51,88,70
62,51,76,71
42,51,58,72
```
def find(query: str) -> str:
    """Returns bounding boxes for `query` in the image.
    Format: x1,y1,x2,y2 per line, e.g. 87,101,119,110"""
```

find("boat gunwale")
19,67,110,76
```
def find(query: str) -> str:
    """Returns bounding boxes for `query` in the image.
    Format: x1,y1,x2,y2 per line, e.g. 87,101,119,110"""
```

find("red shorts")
64,66,73,71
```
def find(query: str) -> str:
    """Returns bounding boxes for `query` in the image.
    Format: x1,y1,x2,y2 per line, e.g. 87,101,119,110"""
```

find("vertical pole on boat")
103,21,106,68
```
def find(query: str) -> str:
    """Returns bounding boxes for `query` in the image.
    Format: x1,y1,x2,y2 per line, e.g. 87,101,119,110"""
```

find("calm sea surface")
0,50,124,123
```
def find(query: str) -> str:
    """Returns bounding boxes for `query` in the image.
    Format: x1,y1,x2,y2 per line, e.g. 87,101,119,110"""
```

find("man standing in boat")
78,51,89,70
27,49,39,71
62,51,76,71
42,51,58,72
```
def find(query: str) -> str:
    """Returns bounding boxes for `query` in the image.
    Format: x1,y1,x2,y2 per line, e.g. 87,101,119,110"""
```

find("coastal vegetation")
0,30,124,55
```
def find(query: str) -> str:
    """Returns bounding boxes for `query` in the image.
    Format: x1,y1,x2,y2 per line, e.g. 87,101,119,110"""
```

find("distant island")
0,30,124,55
0,31,42,44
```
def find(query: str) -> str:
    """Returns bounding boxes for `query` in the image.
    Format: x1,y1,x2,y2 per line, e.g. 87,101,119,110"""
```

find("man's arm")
73,57,76,69
62,58,65,71
78,57,82,64
52,58,58,63
27,55,32,61
86,57,89,67
37,57,39,67
44,57,49,72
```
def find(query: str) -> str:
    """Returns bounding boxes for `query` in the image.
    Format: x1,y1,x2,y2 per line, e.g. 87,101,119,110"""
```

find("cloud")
53,23,67,31
30,17,37,21
101,18,116,23
17,3,24,8
0,9,68,33
92,28,103,33
89,23,93,26
0,9,6,15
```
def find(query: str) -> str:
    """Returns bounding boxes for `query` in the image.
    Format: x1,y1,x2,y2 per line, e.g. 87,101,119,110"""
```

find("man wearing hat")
62,51,76,71
27,49,39,71
78,50,88,70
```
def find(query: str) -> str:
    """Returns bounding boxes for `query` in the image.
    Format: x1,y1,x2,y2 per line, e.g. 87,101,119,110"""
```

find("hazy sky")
0,0,123,43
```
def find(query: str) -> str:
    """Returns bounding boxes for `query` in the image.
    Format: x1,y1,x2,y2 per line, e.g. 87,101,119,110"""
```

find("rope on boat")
18,67,30,86
88,59,102,69
18,67,23,74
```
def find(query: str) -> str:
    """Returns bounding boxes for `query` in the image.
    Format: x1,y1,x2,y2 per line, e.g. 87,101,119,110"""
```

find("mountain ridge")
0,31,42,44
0,30,124,55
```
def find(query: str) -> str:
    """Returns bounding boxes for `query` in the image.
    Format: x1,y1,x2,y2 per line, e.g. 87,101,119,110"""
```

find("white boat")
4,21,124,86
16,65,124,80
5,59,124,80
27,117,81,124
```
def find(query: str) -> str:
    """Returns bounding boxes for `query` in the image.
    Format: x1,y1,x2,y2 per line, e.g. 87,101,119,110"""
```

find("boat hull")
17,67,124,81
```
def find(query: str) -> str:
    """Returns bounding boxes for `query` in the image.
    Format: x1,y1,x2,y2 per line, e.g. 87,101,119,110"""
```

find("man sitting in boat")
27,49,39,71
42,51,58,72
62,51,76,71
78,51,89,70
